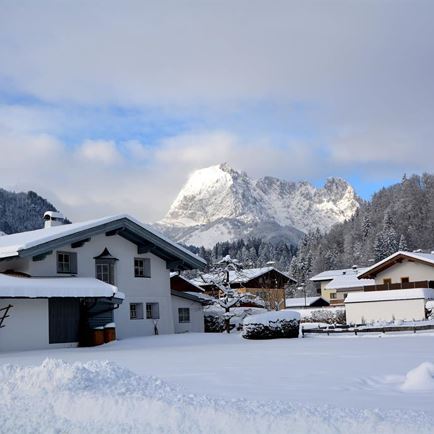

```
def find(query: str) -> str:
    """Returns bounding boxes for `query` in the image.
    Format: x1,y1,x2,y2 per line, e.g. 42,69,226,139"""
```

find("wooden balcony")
363,280,434,292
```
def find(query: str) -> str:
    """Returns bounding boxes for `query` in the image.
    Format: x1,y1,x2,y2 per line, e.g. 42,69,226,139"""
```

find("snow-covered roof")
170,273,205,292
345,288,434,303
310,267,368,282
358,251,434,279
0,274,124,299
285,296,328,307
325,274,375,290
171,289,213,305
192,266,293,287
0,214,206,269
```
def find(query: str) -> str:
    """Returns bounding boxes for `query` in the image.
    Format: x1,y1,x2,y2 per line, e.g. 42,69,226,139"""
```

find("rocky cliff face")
157,163,360,248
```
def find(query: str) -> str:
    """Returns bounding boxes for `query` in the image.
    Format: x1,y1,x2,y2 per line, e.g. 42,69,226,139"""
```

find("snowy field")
1,333,434,433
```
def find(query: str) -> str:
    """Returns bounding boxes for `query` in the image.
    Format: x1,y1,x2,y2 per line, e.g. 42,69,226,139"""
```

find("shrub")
242,310,300,340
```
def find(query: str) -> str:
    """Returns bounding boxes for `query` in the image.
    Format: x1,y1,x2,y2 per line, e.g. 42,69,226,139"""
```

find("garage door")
49,298,80,344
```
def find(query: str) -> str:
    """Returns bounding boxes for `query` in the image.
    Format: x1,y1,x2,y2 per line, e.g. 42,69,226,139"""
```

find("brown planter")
104,327,116,343
92,328,105,346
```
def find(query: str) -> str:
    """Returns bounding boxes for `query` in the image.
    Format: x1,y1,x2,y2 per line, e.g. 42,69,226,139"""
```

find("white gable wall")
346,298,426,324
0,232,175,339
171,295,204,333
373,260,434,284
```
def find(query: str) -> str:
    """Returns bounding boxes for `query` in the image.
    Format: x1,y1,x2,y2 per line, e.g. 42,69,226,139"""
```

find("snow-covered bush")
426,300,434,319
242,310,300,340
204,311,225,333
295,307,346,325
204,304,267,333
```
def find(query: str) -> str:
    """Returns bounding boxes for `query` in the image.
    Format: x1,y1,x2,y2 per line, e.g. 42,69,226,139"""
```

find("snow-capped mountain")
157,163,359,248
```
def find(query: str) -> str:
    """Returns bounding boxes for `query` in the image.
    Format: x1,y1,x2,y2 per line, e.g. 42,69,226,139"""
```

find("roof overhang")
1,216,206,271
171,289,213,305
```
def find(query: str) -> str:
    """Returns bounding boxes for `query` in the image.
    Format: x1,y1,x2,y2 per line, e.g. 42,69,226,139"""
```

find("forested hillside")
185,238,296,273
0,189,62,234
290,174,434,289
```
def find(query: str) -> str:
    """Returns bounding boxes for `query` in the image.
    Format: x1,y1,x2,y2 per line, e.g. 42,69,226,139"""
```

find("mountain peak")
159,165,360,247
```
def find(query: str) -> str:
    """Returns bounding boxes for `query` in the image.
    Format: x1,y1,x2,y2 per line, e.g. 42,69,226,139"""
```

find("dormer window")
94,248,118,285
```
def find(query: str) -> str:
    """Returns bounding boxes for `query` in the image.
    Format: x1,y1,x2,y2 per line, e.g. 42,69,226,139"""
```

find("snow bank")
401,362,434,392
1,358,432,434
294,306,346,325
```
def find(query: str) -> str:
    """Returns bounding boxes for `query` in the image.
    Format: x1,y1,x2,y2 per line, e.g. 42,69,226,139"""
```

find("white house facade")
0,213,206,352
345,288,434,324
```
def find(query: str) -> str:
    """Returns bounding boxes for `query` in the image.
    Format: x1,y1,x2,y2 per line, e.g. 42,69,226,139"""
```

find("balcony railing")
363,280,434,292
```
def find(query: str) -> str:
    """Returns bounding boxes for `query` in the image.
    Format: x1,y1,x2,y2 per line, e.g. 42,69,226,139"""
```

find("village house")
310,266,374,305
344,251,434,323
0,212,206,352
191,267,295,310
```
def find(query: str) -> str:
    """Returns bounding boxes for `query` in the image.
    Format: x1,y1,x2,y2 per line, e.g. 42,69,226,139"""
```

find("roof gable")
358,251,434,279
0,214,206,271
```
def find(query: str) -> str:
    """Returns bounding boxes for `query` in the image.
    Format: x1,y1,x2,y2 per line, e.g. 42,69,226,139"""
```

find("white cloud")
77,140,122,165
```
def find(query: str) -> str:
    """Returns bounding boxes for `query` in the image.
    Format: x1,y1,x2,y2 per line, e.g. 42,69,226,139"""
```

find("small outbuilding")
345,288,434,324
285,296,329,309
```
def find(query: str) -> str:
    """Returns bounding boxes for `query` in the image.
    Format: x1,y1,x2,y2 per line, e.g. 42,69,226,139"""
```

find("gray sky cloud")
0,0,433,222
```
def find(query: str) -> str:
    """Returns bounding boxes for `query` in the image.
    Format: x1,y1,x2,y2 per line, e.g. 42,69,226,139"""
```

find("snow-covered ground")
1,333,434,433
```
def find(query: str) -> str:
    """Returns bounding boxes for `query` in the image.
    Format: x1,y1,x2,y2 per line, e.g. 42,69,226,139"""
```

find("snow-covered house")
0,213,206,351
170,273,213,334
191,267,295,310
310,267,374,304
357,251,434,288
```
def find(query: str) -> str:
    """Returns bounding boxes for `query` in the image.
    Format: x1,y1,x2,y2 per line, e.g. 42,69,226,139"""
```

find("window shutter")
144,258,151,277
70,252,78,274
56,253,62,273
154,303,160,319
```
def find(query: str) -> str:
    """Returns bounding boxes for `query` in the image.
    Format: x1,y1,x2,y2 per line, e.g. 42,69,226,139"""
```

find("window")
130,303,144,320
383,278,392,285
94,248,117,285
57,251,77,274
330,293,337,299
178,307,190,323
401,277,410,283
96,262,115,284
134,258,151,278
146,303,160,319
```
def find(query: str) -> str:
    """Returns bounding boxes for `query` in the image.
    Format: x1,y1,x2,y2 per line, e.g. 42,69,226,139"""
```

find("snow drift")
1,358,433,434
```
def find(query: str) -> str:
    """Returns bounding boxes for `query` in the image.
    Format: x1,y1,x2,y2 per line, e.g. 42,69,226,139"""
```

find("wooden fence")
301,323,434,337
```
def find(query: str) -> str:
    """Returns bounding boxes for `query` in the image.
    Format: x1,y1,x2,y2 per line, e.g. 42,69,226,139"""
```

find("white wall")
346,298,426,324
0,232,175,339
171,295,204,333
0,299,49,352
374,260,434,284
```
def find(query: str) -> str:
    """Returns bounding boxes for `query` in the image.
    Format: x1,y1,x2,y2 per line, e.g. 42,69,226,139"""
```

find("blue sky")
0,0,433,221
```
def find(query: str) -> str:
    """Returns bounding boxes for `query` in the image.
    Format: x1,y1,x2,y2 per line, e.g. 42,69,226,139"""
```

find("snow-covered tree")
398,234,408,251
200,256,257,333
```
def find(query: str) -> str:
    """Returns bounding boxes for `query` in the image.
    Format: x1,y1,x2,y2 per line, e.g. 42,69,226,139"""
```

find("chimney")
43,211,65,228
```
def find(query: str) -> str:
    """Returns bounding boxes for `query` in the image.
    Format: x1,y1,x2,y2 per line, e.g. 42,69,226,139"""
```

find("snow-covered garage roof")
345,288,434,304
0,214,206,271
0,274,124,299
